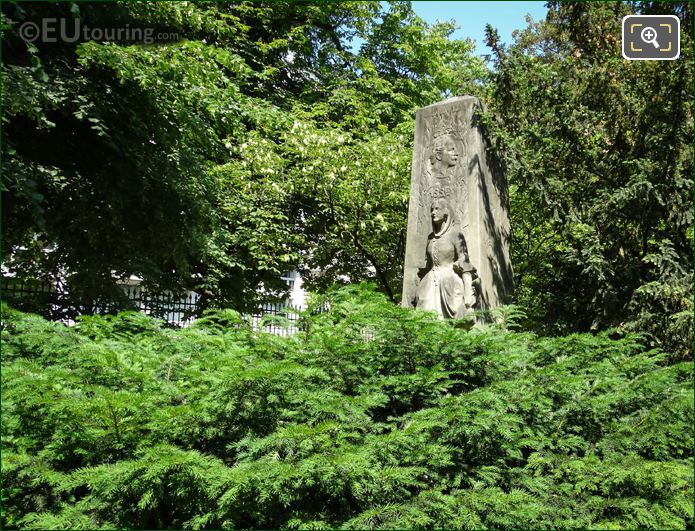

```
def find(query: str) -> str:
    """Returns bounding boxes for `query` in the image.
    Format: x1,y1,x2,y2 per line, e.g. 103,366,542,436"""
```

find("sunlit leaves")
2,286,692,529
486,2,693,353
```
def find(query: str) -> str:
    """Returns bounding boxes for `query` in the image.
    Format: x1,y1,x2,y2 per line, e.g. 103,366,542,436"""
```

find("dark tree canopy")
2,1,486,314
485,1,692,356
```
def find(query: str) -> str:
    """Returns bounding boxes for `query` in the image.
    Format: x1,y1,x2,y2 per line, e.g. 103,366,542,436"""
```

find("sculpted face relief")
430,134,460,179
431,201,447,225
438,137,459,167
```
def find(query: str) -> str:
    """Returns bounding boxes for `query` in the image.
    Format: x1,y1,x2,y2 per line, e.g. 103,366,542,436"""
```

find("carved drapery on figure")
402,96,513,319
414,198,478,319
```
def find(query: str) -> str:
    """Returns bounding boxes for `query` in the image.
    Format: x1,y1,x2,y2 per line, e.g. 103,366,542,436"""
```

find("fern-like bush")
2,284,692,529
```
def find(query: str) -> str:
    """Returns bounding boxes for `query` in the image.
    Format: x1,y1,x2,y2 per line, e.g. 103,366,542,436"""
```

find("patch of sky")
345,1,548,58
414,1,547,55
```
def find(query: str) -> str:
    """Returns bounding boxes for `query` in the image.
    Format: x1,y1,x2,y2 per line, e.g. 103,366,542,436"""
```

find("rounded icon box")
622,14,680,60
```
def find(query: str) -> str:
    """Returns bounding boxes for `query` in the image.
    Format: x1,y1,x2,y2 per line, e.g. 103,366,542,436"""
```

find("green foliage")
3,0,690,354
2,1,487,311
485,2,693,355
2,286,692,529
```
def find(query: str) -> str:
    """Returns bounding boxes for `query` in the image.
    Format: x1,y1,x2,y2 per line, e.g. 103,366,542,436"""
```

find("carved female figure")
414,198,477,319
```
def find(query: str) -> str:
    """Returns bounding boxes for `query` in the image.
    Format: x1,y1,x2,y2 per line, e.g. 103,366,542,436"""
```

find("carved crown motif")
431,113,458,139
431,109,474,142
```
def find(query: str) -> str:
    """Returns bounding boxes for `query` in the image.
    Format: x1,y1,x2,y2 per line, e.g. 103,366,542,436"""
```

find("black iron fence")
250,302,303,336
1,277,304,334
1,277,73,322
121,283,201,326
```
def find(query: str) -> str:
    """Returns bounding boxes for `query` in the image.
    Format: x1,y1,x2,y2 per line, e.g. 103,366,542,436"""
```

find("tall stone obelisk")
401,96,513,317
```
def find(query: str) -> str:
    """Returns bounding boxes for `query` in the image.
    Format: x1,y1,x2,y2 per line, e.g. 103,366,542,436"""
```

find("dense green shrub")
2,285,692,529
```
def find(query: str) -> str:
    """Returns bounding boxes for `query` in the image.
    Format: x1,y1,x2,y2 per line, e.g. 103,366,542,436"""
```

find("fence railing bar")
2,277,306,335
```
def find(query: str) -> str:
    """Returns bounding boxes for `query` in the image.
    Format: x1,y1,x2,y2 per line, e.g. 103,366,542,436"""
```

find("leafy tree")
2,1,487,313
484,1,693,357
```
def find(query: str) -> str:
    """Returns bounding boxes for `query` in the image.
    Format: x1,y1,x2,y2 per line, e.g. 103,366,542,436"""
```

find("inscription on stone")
402,96,513,318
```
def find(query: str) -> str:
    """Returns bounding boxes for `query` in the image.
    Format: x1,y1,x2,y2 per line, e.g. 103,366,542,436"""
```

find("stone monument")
402,96,513,319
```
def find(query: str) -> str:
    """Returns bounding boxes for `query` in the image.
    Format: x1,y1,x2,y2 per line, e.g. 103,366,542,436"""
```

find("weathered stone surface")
402,96,513,317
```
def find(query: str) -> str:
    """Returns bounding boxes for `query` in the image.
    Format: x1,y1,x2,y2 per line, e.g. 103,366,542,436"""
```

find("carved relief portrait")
417,112,469,235
429,133,460,180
